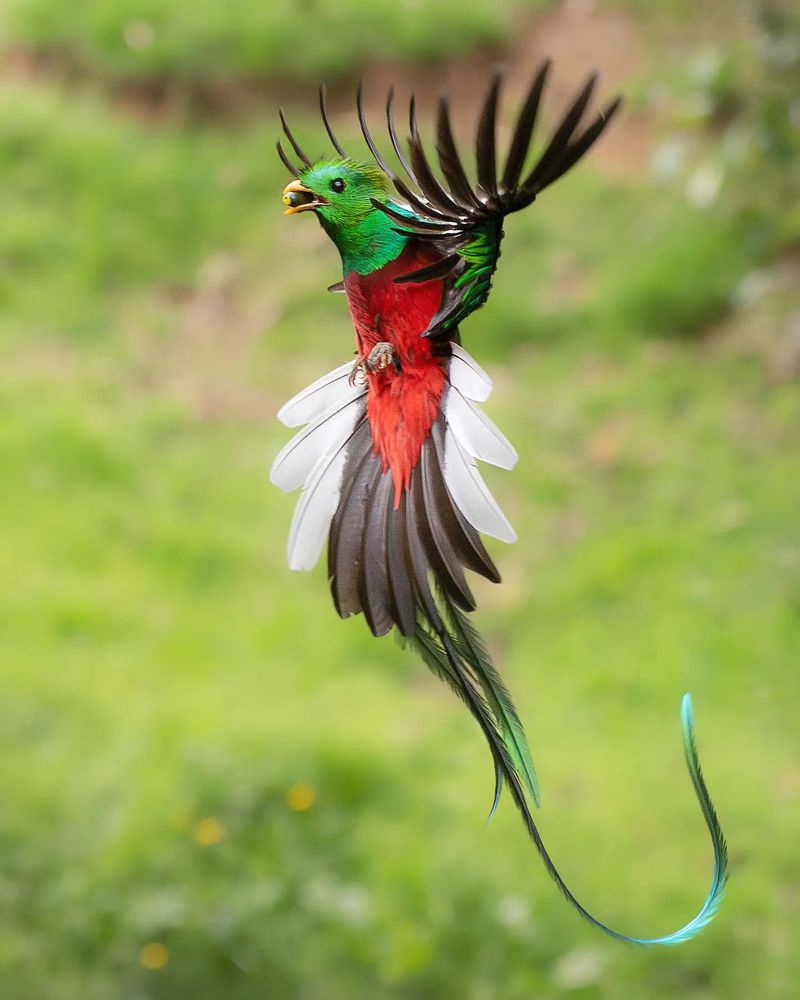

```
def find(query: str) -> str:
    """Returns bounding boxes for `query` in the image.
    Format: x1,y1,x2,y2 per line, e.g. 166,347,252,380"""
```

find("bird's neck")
321,209,408,276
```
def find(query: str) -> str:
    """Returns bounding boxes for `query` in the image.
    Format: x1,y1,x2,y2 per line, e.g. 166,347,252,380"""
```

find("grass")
1,4,799,998
0,84,284,338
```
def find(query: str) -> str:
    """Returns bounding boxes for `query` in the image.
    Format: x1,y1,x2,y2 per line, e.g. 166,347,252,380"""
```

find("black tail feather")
328,417,499,638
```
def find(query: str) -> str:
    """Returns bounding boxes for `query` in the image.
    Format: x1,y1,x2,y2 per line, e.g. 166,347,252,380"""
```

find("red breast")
344,245,448,503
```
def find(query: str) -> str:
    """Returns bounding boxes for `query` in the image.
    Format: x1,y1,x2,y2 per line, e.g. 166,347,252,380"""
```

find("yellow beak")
282,179,325,214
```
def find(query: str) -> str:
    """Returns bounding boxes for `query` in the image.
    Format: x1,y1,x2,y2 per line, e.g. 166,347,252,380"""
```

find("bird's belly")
344,250,447,501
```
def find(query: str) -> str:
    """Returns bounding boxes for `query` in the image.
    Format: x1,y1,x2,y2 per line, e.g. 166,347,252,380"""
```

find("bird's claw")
348,357,368,387
365,342,400,374
349,343,400,386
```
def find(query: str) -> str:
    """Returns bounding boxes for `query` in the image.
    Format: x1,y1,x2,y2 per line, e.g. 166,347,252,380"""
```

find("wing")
356,64,622,339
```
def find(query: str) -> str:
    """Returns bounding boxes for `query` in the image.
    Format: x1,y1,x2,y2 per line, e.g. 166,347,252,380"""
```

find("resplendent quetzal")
271,64,727,945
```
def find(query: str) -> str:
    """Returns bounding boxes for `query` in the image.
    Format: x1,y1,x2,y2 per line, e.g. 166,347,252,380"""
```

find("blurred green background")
1,0,798,997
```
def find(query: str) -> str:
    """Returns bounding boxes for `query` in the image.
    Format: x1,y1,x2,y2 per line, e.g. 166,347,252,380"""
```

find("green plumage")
439,588,540,809
446,220,505,331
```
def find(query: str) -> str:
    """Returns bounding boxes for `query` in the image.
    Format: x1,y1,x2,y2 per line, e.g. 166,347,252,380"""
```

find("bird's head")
283,159,391,228
282,159,405,274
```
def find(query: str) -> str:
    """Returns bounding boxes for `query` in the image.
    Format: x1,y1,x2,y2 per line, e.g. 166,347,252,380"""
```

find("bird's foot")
365,342,400,375
348,343,400,386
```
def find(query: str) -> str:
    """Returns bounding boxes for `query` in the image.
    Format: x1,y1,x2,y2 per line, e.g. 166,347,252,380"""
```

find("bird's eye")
330,178,346,193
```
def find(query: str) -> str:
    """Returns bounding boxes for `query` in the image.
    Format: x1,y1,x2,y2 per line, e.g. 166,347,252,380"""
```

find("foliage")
736,2,800,243
652,0,800,249
3,0,546,83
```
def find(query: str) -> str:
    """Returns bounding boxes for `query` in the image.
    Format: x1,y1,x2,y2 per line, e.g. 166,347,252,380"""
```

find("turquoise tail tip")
630,691,729,946
681,692,694,733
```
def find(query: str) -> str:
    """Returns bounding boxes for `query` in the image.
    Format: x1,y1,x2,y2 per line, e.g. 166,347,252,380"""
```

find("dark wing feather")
360,66,621,338
387,88,419,186
373,199,460,234
408,136,471,218
500,60,551,194
436,98,485,212
474,72,501,203
531,95,623,195
356,81,394,178
518,72,598,198
393,254,461,284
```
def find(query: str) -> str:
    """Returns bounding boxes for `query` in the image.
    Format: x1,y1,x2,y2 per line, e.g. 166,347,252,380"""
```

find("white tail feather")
270,393,366,493
445,384,518,470
274,361,367,571
443,429,516,543
277,361,361,428
287,443,352,571
448,344,492,402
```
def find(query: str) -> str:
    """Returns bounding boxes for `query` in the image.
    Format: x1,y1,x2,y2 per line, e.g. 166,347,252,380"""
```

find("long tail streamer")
409,594,728,945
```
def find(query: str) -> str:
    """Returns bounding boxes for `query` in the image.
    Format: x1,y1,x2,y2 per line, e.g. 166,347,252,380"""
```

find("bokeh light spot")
140,942,169,971
124,21,156,52
193,816,225,845
287,782,316,812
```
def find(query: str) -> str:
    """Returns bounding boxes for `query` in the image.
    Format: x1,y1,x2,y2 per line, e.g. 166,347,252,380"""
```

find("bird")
270,63,728,945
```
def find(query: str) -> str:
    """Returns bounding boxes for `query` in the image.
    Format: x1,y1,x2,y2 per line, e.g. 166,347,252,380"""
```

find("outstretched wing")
356,63,622,339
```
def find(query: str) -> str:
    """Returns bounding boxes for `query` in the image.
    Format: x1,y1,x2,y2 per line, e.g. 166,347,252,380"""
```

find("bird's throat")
322,210,409,276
